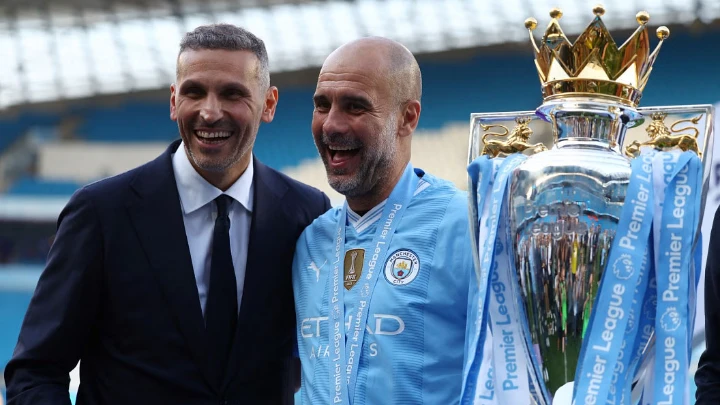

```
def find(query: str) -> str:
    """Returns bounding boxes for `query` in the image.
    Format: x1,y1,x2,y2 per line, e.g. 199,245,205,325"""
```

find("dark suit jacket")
697,204,720,403
4,140,331,405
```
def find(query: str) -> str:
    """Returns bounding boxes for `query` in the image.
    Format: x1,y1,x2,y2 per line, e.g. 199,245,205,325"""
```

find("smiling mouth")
328,145,360,163
195,130,232,143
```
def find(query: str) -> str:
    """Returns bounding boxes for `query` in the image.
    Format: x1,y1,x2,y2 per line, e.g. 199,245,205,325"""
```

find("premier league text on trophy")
583,152,652,404
490,262,521,391
490,162,525,394
657,154,693,403
522,201,589,237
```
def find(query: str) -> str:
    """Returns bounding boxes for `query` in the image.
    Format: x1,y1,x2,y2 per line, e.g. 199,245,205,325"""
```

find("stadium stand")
6,177,82,196
76,102,178,142
4,29,720,198
0,113,57,154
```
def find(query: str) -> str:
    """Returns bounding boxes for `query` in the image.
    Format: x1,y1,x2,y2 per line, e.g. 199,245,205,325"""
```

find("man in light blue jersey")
292,36,475,405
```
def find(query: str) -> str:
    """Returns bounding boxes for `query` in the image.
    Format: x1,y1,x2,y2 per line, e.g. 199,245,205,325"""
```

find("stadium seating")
0,123,24,156
4,29,719,198
0,290,33,369
74,102,178,143
6,176,83,196
0,113,57,155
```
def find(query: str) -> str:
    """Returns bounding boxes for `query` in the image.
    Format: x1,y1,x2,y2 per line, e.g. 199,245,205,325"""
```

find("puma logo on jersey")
307,260,326,282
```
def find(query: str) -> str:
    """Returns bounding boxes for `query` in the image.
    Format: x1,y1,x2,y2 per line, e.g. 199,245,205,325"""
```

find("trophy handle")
478,116,548,158
623,110,705,158
624,105,715,242
469,112,550,162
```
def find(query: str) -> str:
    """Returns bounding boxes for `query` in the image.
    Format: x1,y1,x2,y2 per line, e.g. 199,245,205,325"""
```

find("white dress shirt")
172,142,253,316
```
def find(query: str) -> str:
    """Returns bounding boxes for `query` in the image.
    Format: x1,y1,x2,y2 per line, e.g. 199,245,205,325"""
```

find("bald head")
312,37,423,211
321,36,422,106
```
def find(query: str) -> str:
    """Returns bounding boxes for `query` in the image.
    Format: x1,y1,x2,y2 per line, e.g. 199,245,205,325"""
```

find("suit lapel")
126,140,215,390
223,158,288,389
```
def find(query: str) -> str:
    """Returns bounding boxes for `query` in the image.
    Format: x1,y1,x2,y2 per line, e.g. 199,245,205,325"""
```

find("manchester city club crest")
384,249,420,286
344,248,365,290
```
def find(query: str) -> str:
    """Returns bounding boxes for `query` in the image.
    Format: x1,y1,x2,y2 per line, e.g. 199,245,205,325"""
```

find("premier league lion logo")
625,311,635,335
612,253,634,280
643,295,657,321
660,307,681,332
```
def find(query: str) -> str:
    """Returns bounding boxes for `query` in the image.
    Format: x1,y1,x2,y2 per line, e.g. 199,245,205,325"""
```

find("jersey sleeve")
422,189,476,403
292,229,309,304
443,190,475,315
292,226,313,358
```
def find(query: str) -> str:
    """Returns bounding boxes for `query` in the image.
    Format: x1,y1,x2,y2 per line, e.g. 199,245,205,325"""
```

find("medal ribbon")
327,162,419,404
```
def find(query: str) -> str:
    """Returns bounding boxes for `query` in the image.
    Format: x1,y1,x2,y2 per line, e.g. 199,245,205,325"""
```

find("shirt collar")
172,141,254,214
344,167,428,230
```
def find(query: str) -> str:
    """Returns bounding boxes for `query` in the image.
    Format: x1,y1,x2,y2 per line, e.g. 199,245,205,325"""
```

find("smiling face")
312,38,421,211
311,70,400,198
171,48,277,189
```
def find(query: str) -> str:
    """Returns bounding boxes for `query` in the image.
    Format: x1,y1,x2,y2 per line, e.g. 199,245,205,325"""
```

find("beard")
180,119,255,173
321,115,398,198
185,138,250,172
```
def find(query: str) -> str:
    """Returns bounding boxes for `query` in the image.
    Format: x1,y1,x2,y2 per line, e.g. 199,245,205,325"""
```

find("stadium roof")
0,0,718,109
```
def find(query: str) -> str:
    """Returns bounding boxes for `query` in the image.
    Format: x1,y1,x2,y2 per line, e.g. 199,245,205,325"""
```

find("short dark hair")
177,23,270,89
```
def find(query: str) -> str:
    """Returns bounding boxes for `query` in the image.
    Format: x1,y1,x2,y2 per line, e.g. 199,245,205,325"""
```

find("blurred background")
0,0,719,402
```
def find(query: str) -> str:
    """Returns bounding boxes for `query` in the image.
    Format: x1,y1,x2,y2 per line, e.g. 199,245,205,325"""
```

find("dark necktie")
205,195,238,384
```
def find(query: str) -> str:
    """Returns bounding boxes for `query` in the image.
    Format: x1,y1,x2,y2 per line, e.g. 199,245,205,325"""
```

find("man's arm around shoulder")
286,185,330,401
4,187,104,405
300,183,332,220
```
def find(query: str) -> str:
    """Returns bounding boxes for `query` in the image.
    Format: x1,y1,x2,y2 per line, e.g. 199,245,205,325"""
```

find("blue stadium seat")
0,114,58,155
6,176,83,197
74,102,178,142
0,122,25,155
0,289,34,375
253,88,321,170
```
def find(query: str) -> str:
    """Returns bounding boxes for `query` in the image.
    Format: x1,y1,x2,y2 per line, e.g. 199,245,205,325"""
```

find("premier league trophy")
464,5,714,405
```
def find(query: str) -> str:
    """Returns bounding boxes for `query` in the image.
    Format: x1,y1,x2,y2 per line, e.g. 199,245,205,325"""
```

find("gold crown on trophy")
525,5,669,106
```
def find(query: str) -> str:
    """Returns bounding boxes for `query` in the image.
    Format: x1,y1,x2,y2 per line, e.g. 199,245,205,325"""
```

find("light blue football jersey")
293,168,475,405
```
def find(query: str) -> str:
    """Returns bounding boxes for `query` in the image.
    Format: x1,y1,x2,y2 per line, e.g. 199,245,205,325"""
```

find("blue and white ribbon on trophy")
462,156,499,404
574,149,702,405
645,151,702,405
462,154,534,404
622,241,656,402
572,149,702,405
463,147,704,405
461,143,702,405
572,150,656,404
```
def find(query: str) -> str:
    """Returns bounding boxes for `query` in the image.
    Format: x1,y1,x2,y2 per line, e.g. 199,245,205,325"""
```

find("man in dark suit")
697,206,720,402
4,23,330,405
